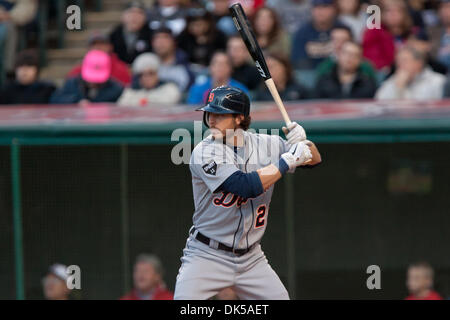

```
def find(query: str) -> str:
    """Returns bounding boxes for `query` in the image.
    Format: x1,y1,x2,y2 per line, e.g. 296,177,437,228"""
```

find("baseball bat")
229,2,291,126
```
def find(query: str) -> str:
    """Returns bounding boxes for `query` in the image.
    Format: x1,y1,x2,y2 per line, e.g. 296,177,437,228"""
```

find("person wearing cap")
0,49,56,104
186,51,249,105
66,32,132,86
42,264,71,300
151,26,194,91
109,1,153,64
291,0,346,70
120,254,173,300
50,50,124,104
117,52,181,106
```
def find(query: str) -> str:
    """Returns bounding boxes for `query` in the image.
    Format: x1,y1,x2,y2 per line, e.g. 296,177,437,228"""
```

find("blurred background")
0,0,450,300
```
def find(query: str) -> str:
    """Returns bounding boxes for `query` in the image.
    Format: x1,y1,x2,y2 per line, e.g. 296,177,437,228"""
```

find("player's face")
207,112,242,139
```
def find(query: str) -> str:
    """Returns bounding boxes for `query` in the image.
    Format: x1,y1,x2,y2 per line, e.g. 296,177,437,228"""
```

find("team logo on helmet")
208,93,215,103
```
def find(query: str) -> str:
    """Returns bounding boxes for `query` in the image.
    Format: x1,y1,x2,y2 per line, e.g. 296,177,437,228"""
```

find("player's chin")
210,128,224,140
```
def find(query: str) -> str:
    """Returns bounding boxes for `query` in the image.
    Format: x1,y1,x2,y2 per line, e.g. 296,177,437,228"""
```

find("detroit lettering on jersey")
189,130,290,250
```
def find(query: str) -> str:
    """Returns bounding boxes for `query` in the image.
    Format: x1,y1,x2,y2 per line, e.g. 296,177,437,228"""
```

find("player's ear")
234,114,244,126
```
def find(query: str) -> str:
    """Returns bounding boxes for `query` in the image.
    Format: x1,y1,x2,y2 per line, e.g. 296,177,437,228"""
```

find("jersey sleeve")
190,141,240,193
277,135,290,155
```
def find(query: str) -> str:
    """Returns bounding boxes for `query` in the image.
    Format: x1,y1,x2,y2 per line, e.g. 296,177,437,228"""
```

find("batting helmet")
196,86,250,127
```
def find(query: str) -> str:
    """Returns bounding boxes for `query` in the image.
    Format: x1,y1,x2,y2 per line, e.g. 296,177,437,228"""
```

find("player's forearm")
257,164,283,191
302,141,322,166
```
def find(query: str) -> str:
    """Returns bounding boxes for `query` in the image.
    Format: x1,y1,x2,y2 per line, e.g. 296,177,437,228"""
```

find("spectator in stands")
50,50,124,104
336,0,367,43
109,1,153,64
118,52,181,106
316,25,377,81
291,0,345,70
405,261,443,300
406,33,448,75
376,46,446,100
254,53,308,101
187,51,249,105
120,254,173,300
266,0,311,35
210,0,237,36
151,26,194,92
430,0,450,70
0,50,55,105
67,32,132,87
251,6,291,58
147,0,186,36
176,8,228,67
227,35,262,91
362,0,425,73
0,0,38,74
314,41,377,99
42,264,71,300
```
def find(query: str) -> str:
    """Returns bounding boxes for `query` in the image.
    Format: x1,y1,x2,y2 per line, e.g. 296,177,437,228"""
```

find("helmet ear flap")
203,112,210,128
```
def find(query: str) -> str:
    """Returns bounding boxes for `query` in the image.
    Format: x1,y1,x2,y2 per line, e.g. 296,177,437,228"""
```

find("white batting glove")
282,122,307,146
280,141,312,173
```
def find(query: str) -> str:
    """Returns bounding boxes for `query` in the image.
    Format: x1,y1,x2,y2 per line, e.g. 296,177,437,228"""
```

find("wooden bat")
229,2,291,126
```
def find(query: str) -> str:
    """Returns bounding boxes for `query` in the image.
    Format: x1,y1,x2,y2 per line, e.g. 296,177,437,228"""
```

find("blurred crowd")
3,0,450,106
41,256,444,300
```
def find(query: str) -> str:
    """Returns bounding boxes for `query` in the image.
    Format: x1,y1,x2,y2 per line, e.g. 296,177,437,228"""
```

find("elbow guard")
218,171,264,199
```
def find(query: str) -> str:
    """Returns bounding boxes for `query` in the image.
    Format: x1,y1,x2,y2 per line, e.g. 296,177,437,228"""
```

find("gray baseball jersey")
189,130,290,250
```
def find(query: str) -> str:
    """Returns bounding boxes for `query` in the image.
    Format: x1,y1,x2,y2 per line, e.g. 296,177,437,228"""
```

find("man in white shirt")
376,46,446,101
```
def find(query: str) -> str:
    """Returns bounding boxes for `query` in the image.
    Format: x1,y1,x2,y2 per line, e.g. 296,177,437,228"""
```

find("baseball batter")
174,86,321,300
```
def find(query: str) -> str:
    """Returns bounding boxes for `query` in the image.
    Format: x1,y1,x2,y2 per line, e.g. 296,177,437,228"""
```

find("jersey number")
255,205,267,228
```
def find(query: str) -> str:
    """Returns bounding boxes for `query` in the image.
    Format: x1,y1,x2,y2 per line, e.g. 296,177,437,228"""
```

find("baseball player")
174,86,321,300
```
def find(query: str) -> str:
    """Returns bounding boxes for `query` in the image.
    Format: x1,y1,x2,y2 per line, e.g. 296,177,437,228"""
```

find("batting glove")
282,122,307,146
280,141,312,173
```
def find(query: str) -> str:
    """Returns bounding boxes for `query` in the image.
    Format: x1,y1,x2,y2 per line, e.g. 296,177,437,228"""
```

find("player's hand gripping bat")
229,2,291,126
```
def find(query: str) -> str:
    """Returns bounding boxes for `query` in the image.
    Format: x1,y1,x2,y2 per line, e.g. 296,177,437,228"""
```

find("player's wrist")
276,157,290,175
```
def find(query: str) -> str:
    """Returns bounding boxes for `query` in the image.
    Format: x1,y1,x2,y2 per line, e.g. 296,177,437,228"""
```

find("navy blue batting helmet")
196,86,250,126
